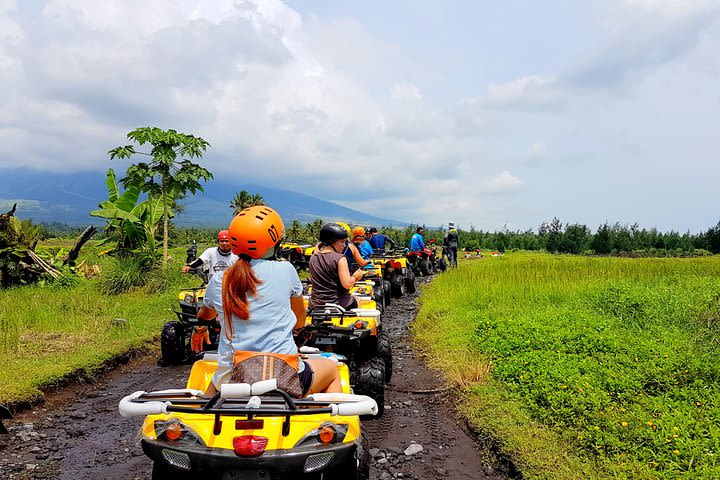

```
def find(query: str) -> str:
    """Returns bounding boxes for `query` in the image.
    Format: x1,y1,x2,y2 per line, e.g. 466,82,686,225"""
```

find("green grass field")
414,253,720,479
0,245,195,407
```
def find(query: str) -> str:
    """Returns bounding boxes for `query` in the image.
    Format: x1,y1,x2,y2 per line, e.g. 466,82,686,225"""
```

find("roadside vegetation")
0,243,190,407
415,252,720,479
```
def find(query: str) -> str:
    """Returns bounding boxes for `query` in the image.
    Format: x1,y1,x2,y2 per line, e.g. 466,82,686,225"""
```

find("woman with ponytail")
196,206,341,397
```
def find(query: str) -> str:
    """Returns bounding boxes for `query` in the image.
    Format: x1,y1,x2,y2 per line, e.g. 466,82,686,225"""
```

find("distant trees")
706,221,720,254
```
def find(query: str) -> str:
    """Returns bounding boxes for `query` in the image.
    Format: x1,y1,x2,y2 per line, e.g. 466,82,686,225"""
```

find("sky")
0,0,718,232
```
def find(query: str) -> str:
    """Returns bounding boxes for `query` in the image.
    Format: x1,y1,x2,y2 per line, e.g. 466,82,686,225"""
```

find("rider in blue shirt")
367,227,396,252
352,226,374,260
409,227,425,252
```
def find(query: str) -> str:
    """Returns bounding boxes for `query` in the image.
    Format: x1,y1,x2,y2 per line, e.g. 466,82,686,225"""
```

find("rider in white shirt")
182,230,238,279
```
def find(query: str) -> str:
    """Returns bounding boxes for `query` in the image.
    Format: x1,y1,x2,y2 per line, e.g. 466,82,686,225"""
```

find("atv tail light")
354,321,366,329
318,426,336,444
165,422,183,442
390,260,402,268
233,435,268,457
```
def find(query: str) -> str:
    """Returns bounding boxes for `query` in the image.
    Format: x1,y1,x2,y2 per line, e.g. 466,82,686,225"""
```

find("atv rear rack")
119,381,377,436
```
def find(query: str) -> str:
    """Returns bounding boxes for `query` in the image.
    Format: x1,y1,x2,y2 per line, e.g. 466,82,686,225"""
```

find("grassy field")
0,244,196,407
414,252,720,479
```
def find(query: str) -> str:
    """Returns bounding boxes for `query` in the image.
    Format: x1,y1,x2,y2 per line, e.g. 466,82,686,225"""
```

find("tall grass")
415,253,720,479
0,248,192,406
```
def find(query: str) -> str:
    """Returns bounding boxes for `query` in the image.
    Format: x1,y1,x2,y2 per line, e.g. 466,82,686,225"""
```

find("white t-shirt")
199,247,238,279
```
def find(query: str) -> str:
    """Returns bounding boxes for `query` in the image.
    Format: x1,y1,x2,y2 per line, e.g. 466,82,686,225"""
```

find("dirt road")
0,278,507,480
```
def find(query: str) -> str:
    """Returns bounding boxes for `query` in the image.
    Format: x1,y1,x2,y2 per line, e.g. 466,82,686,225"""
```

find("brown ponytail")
221,258,262,340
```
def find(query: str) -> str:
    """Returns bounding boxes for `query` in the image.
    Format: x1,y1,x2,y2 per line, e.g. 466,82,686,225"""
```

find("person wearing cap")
182,230,239,280
443,222,459,267
367,227,396,253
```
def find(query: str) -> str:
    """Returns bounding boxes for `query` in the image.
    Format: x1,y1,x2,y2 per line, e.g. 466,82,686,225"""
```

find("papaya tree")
108,127,212,264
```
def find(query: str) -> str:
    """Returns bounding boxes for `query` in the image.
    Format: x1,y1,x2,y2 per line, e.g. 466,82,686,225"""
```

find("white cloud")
482,171,524,193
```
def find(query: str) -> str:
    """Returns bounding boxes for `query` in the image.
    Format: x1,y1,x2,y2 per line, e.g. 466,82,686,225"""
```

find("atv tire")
420,258,434,276
382,280,392,307
373,286,385,313
404,270,416,294
437,258,447,272
389,273,404,298
324,433,370,480
352,357,385,417
377,330,392,383
160,321,186,366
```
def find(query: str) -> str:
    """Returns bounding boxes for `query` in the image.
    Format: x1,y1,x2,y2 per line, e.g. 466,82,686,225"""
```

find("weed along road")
0,276,506,480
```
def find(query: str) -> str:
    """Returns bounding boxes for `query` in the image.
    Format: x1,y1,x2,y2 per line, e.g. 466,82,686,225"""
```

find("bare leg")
305,358,342,393
205,381,218,397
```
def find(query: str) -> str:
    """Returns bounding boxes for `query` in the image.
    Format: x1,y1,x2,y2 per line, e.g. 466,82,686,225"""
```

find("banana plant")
91,169,173,260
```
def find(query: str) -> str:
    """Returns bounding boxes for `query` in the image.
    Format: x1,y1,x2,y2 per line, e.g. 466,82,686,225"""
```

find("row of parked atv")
135,243,436,478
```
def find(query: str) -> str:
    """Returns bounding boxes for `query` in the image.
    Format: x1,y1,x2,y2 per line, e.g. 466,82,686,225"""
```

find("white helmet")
448,221,456,228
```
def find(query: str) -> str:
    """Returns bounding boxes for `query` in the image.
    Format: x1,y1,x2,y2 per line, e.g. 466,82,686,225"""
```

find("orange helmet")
352,226,365,239
228,206,285,259
217,229,230,241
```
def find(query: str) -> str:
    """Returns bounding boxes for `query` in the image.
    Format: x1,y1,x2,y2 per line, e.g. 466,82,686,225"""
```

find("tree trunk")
162,176,169,264
62,226,97,265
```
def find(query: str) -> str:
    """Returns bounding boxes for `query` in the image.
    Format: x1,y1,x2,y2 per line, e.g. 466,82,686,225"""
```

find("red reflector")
355,321,364,329
235,420,264,430
233,436,268,457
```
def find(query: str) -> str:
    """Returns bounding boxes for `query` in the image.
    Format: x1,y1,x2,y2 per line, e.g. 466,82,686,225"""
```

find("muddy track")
0,276,507,480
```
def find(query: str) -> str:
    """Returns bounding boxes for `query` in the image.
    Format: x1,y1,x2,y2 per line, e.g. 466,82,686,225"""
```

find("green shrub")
100,255,153,294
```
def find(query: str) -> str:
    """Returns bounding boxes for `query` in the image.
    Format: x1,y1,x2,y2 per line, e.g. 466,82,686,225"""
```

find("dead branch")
62,226,97,265
27,250,61,279
0,203,17,219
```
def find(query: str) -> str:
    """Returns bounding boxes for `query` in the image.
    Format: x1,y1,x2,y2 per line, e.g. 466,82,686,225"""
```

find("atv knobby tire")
420,258,434,276
382,280,392,306
160,321,186,366
404,270,416,294
389,273,404,298
324,433,370,480
436,257,447,272
377,330,392,383
352,357,385,417
373,286,385,313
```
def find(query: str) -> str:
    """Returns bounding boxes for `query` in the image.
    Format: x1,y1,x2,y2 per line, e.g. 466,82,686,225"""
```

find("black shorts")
298,360,314,396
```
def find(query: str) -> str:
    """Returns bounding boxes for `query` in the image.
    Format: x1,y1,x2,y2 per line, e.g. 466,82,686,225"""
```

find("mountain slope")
0,168,406,227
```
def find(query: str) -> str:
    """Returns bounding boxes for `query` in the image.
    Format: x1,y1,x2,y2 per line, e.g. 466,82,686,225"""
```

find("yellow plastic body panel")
141,359,360,451
178,288,206,302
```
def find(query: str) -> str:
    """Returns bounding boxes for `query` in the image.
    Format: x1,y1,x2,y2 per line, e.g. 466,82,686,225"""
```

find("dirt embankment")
0,278,508,480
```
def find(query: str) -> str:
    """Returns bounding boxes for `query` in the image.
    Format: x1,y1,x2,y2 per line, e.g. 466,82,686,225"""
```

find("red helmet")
228,206,285,259
218,230,230,241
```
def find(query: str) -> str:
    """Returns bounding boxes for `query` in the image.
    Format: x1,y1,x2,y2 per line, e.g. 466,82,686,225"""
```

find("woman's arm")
338,256,361,289
291,295,306,330
349,243,370,267
197,305,217,321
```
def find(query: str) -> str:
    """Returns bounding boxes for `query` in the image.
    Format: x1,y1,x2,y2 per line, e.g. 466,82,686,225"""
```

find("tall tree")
230,190,265,216
108,127,212,264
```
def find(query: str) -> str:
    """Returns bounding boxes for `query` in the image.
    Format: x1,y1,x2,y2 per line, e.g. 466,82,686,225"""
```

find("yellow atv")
370,250,416,298
161,268,221,366
278,241,312,271
295,300,391,415
119,352,376,479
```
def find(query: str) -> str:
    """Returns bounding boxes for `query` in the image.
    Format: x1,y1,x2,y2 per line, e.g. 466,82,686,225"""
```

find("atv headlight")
154,419,204,446
183,294,196,303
